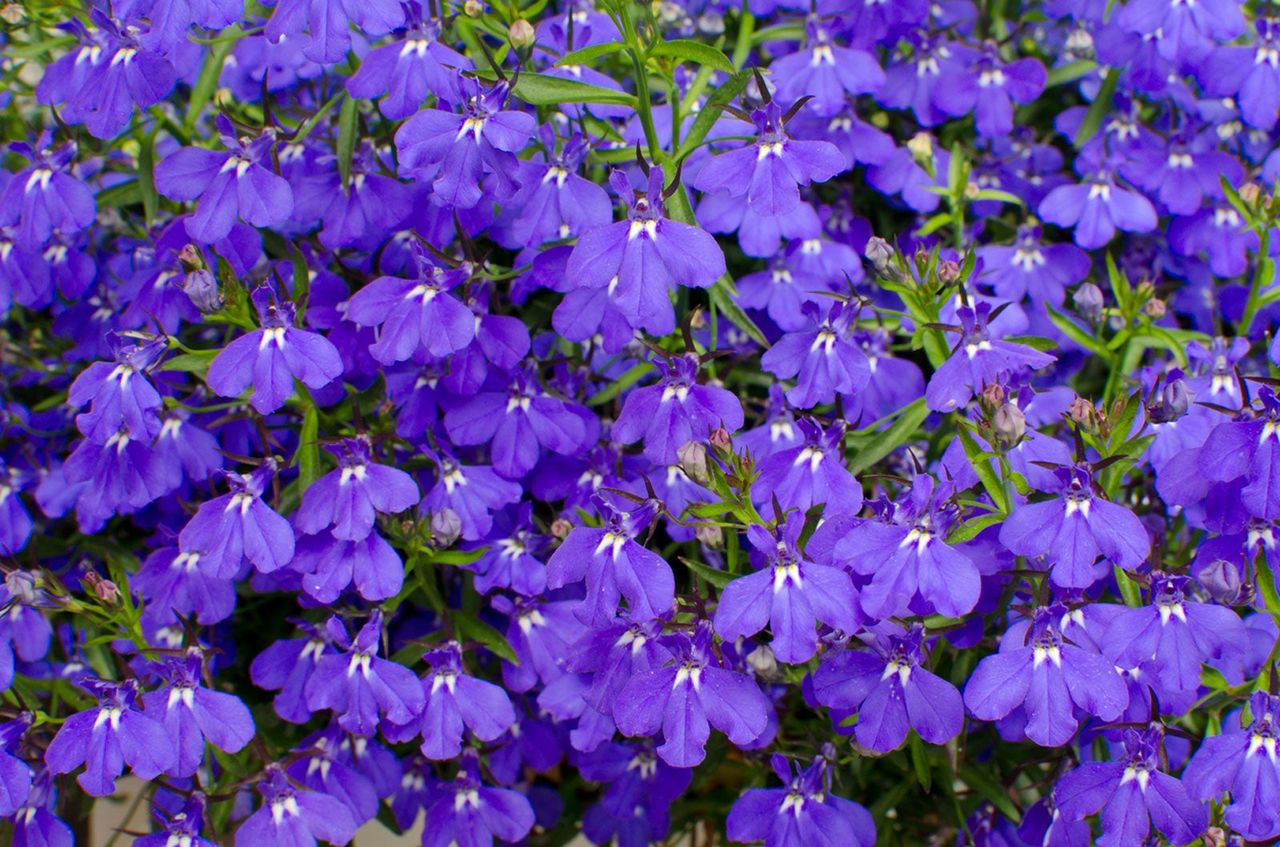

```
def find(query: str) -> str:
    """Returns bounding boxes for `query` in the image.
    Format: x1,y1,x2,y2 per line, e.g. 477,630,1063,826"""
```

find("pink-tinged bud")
182,270,223,314
980,382,1006,408
1067,395,1095,426
550,518,573,540
508,19,535,48
84,572,120,605
937,260,962,284
1144,298,1166,319
0,3,25,24
694,523,723,548
1073,282,1104,322
1239,183,1260,205
177,244,203,271
865,236,894,275
709,428,732,451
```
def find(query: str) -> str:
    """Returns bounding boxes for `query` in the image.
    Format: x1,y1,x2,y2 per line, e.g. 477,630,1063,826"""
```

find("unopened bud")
182,270,223,313
677,442,709,485
746,644,779,680
1067,395,1095,426
1239,183,1261,205
1201,826,1228,847
1197,559,1251,606
906,131,933,165
993,403,1026,449
1148,376,1190,424
689,309,707,330
430,509,462,548
508,19,535,48
964,182,980,199
1144,298,1166,319
937,260,961,284
1,3,26,24
1073,282,1104,323
177,244,203,271
84,572,119,605
550,518,573,540
695,523,723,548
865,236,895,275
709,427,732,451
463,0,483,15
980,382,1005,408
5,570,37,605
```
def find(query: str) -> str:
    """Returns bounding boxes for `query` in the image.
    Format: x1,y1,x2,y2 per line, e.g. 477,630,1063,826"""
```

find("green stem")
618,9,662,161
1241,226,1273,336
732,2,755,70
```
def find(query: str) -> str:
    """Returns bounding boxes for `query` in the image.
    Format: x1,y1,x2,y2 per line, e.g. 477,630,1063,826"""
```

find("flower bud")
182,270,223,314
1239,183,1261,205
992,402,1026,449
1067,395,1095,427
430,509,462,548
937,260,961,284
1147,375,1190,424
1197,559,1250,606
508,19,535,49
906,132,933,165
463,0,483,15
746,644,780,681
677,441,709,486
5,570,37,605
695,523,723,548
865,236,895,275
550,518,573,540
980,382,1005,408
1143,298,1166,319
1202,826,1228,847
1073,282,1104,322
84,572,120,605
709,427,732,451
177,244,203,272
1,4,26,24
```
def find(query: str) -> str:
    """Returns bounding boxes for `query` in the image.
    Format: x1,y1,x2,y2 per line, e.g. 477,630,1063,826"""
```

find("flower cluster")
3,0,1280,845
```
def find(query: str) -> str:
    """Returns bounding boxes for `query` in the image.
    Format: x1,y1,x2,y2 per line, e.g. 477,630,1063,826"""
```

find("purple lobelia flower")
393,642,515,760
613,353,744,464
467,505,548,596
421,752,534,847
935,45,1047,138
67,332,166,444
44,678,175,796
546,497,676,627
154,116,293,243
1197,385,1280,520
714,515,859,664
1101,573,1245,710
11,771,74,847
1184,692,1280,841
1114,0,1244,63
926,301,1056,413
444,365,595,480
814,623,963,752
284,725,382,825
250,622,329,724
964,604,1128,747
691,98,846,218
726,753,876,847
237,764,358,847
206,287,343,414
999,464,1150,588
292,530,406,603
178,459,295,578
753,418,862,515
141,649,256,777
133,546,236,626
65,11,176,139
979,224,1091,306
615,624,773,768
831,474,980,620
496,129,614,250
420,452,522,541
1037,161,1157,250
304,612,424,737
0,714,32,816
0,136,95,249
133,793,216,847
264,0,404,65
578,741,692,847
295,436,419,541
761,300,871,410
770,19,885,116
395,79,536,209
346,10,471,118
1054,728,1207,847
555,166,726,338
344,244,475,364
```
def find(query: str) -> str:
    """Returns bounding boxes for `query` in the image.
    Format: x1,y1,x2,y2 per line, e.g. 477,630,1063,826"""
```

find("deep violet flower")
421,752,535,847
926,301,1056,413
761,300,872,409
1184,692,1280,841
346,14,471,118
237,764,358,847
0,136,95,249
727,753,876,847
294,436,420,541
613,353,744,464
769,19,885,116
304,612,425,736
178,460,295,578
141,649,255,777
205,287,343,414
390,643,515,760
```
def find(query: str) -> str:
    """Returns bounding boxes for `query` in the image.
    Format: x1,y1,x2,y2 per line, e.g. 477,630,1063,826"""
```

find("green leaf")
337,95,358,188
137,131,159,228
1074,67,1119,148
916,212,954,237
1002,334,1057,351
959,765,1021,824
588,361,655,406
509,72,638,108
1255,551,1280,619
909,732,932,792
972,189,1024,206
290,90,345,144
649,39,735,73
682,556,733,589
424,547,488,566
946,511,1005,545
555,41,627,66
848,398,929,476
98,180,142,208
453,615,519,665
296,405,320,493
709,277,769,348
750,22,805,43
160,350,218,374
1046,59,1098,87
1114,566,1144,607
676,70,751,161
1104,252,1133,314
185,29,239,128
1045,303,1113,361
956,426,1008,514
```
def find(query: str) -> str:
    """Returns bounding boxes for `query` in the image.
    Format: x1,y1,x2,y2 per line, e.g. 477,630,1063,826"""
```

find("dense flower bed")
1,0,1279,844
